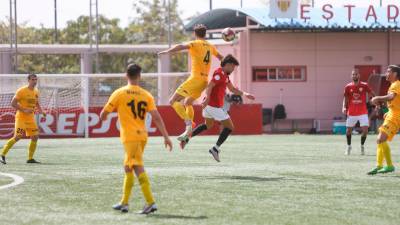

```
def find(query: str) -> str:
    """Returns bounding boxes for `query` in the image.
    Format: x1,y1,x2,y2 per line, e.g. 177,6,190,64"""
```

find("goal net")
0,73,188,139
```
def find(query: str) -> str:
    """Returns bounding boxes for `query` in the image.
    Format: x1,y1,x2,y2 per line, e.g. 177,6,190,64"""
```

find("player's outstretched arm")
216,53,224,61
149,110,173,151
227,83,255,100
371,92,396,105
158,44,189,55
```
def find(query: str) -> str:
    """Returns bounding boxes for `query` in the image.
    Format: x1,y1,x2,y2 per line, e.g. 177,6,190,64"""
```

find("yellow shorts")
379,117,400,142
14,118,39,137
123,140,147,167
175,77,208,100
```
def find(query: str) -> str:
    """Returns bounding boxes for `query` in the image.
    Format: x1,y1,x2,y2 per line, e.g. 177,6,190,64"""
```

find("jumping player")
180,54,255,162
158,24,223,141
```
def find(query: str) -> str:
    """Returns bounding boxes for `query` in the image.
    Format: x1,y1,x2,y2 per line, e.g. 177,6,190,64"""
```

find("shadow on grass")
148,214,208,220
203,176,285,182
28,162,69,166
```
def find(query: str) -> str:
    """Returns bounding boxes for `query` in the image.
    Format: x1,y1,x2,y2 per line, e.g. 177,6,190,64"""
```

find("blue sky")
0,0,398,28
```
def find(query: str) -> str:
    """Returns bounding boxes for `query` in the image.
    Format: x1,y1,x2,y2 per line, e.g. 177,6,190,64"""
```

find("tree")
0,0,190,74
127,0,189,73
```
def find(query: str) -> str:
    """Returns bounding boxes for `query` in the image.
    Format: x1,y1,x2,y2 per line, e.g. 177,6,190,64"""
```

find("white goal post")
0,72,189,139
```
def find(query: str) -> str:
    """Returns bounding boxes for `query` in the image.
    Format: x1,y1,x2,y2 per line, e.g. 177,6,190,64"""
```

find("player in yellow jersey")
368,65,400,175
158,24,223,143
1,74,45,164
100,63,173,214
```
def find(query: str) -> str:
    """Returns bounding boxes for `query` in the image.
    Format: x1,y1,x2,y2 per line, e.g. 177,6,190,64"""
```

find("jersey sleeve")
147,95,157,112
389,82,400,95
211,71,223,84
188,41,196,49
103,90,120,112
211,45,219,57
187,41,197,57
15,88,23,100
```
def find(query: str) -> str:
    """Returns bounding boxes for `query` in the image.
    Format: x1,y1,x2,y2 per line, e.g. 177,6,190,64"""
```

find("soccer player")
0,74,44,164
180,55,255,162
367,65,400,175
100,63,173,213
342,69,375,155
158,24,223,141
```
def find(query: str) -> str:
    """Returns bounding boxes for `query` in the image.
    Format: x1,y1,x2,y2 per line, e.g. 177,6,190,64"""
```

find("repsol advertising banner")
0,104,263,139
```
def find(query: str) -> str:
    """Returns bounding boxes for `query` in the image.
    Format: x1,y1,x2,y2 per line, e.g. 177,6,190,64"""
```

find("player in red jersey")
342,69,375,155
180,54,255,162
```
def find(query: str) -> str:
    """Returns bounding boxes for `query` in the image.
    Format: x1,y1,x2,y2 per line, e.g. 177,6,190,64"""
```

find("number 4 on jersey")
203,50,210,64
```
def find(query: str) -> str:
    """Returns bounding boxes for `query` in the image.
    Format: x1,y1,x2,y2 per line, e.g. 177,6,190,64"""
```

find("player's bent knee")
205,121,214,129
376,134,387,144
124,166,133,173
170,93,184,105
133,166,145,176
183,98,194,106
169,97,177,106
13,135,22,141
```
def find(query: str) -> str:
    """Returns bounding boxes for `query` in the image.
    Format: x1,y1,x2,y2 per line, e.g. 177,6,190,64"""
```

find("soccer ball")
221,27,235,42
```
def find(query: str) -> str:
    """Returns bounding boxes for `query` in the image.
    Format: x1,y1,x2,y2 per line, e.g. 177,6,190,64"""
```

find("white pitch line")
0,172,24,190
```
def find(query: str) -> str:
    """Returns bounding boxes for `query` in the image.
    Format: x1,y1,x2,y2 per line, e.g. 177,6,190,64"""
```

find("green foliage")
0,0,189,73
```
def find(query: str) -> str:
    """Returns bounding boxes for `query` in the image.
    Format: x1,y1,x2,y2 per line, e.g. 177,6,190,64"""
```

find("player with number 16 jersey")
100,63,172,214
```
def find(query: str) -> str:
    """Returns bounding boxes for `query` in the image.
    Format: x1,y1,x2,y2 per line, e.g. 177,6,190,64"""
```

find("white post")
157,54,171,105
0,51,12,74
80,53,92,138
82,75,90,138
80,52,93,74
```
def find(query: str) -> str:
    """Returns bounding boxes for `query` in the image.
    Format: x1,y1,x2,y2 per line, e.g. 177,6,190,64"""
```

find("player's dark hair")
194,24,207,38
221,54,239,67
27,74,37,80
126,63,141,79
388,65,400,79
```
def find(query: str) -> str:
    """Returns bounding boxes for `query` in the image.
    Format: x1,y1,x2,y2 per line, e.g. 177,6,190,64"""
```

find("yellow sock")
186,105,194,121
138,172,155,205
172,102,190,121
381,142,393,167
120,172,134,205
28,140,37,160
2,138,16,156
376,143,384,167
